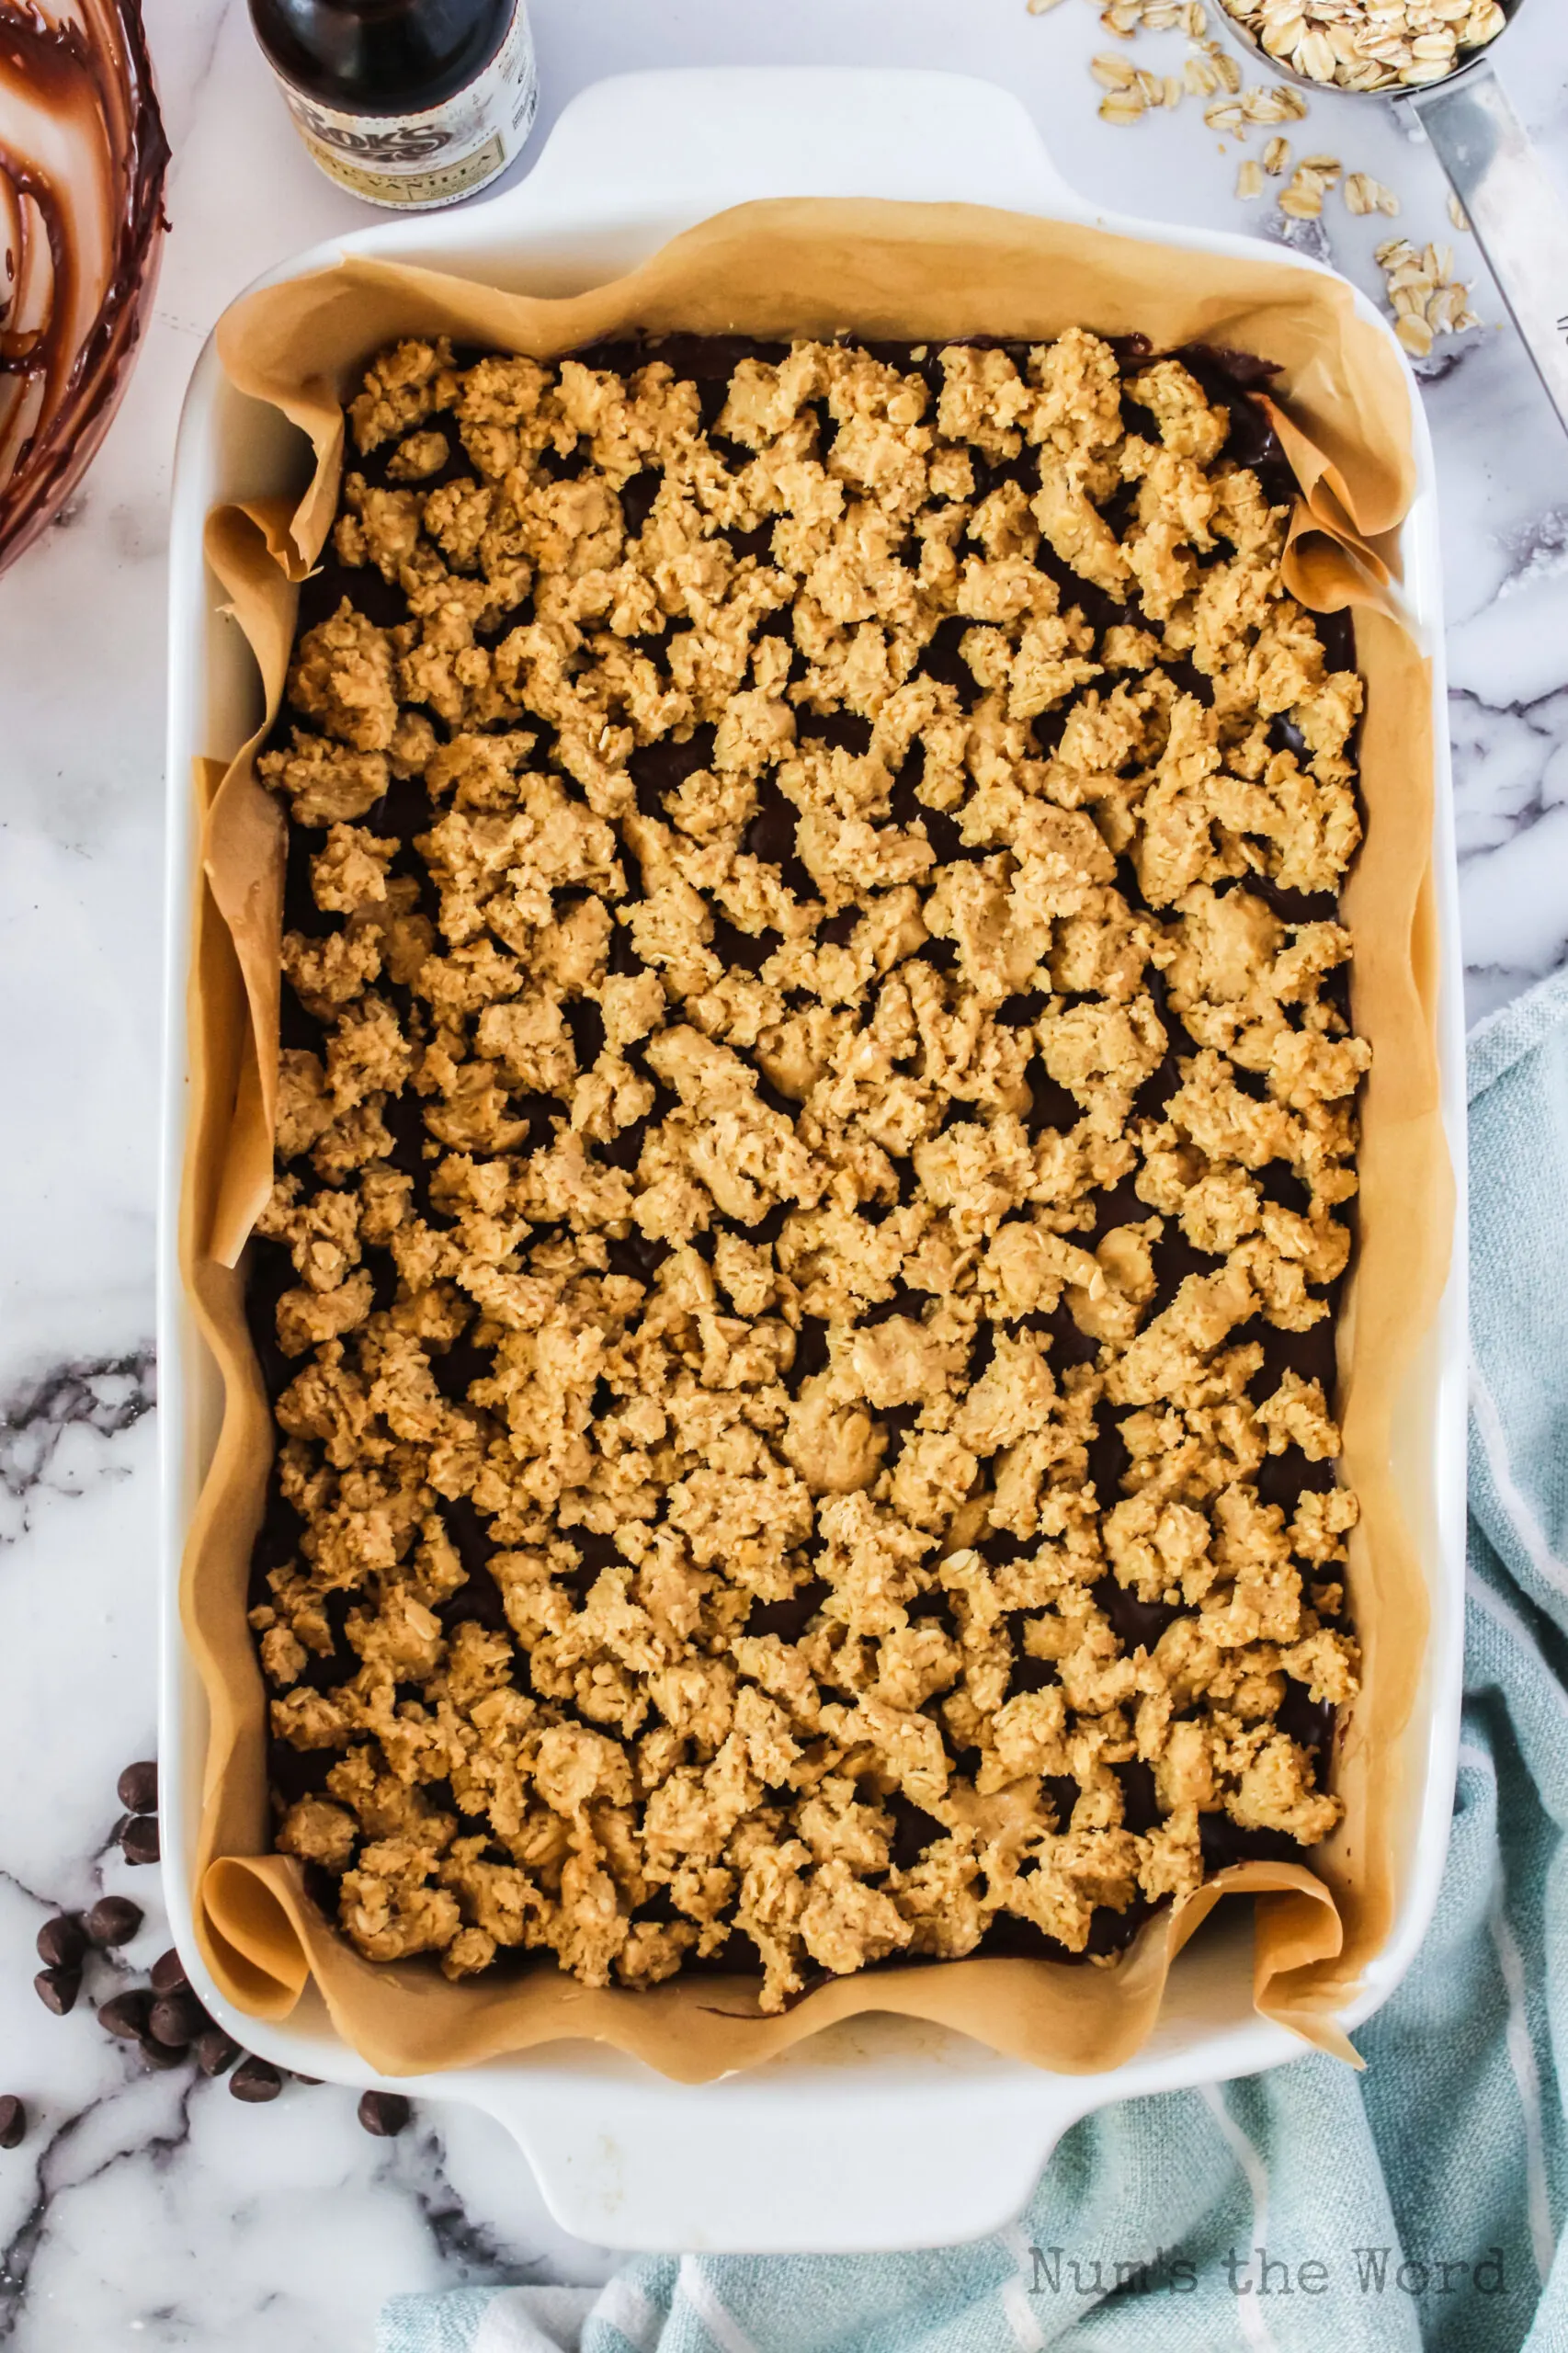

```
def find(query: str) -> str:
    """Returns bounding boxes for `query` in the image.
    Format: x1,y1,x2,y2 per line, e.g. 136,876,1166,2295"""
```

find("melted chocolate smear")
562,995,606,1069
1256,1443,1336,1510
431,1326,492,1405
745,1576,830,1642
281,822,335,940
748,1199,792,1247
365,774,437,845
974,1897,1156,1967
628,723,717,817
1257,1160,1312,1215
598,1114,651,1174
1151,1225,1220,1299
744,779,815,901
996,991,1047,1029
1118,1759,1162,1834
249,1477,306,1594
861,1282,928,1328
1025,1061,1081,1137
294,544,409,640
381,1086,435,1191
582,332,792,389
1093,1573,1179,1653
710,912,781,976
278,979,326,1059
878,1401,922,1458
1245,873,1339,927
1241,1302,1342,1401
619,468,661,538
359,427,473,498
608,919,645,979
268,1742,335,1810
1027,1301,1102,1370
1083,1402,1130,1496
606,1230,670,1282
570,1529,626,1576
244,1238,301,1405
1085,1173,1146,1245
1200,1814,1303,1871
919,615,983,710
365,1245,399,1317
888,1792,949,1871
439,1496,495,1579
1278,1679,1335,1758
1007,1651,1059,1699
1045,1773,1082,1826
782,1316,830,1397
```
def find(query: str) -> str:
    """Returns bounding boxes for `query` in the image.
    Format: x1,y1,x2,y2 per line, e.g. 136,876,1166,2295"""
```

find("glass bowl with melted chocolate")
0,0,168,575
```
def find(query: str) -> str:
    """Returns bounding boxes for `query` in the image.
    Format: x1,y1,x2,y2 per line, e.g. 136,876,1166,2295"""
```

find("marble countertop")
3,2,1567,2343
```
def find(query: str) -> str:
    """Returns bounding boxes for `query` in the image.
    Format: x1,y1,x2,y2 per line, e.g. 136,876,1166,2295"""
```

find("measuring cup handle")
1407,63,1568,435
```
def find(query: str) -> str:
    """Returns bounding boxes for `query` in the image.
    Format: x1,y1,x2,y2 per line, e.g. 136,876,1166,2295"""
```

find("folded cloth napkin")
381,968,1568,2353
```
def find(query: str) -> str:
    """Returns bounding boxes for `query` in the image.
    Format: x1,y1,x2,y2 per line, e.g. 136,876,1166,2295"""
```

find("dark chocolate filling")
252,330,1359,1986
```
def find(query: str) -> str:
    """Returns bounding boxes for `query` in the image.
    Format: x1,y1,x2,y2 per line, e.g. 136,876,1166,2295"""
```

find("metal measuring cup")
1216,0,1568,430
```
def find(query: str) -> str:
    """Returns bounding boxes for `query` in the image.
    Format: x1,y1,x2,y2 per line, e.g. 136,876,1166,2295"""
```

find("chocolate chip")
117,1761,159,1813
195,2027,240,2077
0,2096,25,2150
149,1949,189,1997
34,1968,80,2017
148,1993,207,2050
85,1896,143,1947
229,2057,283,2104
35,1915,86,1972
119,1815,161,1867
357,2089,411,2137
98,1990,153,2041
138,2035,187,2071
290,2074,323,2086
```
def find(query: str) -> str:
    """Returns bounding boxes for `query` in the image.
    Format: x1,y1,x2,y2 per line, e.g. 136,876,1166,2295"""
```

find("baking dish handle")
470,2052,1095,2255
500,65,1078,225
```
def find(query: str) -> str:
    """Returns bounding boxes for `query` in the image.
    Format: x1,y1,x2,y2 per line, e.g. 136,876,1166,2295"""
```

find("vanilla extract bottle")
248,0,538,210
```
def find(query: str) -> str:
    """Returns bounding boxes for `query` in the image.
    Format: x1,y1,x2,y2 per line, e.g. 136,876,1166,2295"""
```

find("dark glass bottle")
248,0,538,210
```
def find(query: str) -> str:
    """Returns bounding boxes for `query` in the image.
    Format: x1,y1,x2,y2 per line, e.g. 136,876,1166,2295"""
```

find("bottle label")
276,2,538,211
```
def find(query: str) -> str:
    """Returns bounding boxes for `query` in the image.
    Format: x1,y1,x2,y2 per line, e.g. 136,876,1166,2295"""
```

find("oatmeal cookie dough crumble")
250,329,1364,2013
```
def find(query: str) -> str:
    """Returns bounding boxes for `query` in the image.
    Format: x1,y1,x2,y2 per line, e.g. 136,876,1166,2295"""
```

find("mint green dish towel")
381,966,1568,2353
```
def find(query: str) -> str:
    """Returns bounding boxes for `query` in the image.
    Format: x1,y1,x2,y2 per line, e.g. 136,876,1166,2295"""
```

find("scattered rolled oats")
256,329,1366,2010
1278,162,1329,217
1263,133,1292,174
1345,171,1400,217
1448,190,1471,233
1375,233,1480,354
1236,158,1266,197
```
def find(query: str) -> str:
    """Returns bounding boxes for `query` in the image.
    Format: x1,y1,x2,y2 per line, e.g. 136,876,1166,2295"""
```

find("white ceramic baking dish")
158,64,1468,2256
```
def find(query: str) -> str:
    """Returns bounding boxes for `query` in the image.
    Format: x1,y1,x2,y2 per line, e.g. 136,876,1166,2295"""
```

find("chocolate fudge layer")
246,329,1363,2011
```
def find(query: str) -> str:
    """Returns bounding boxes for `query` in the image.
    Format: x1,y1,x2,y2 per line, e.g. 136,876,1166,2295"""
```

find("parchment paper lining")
182,199,1449,2084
